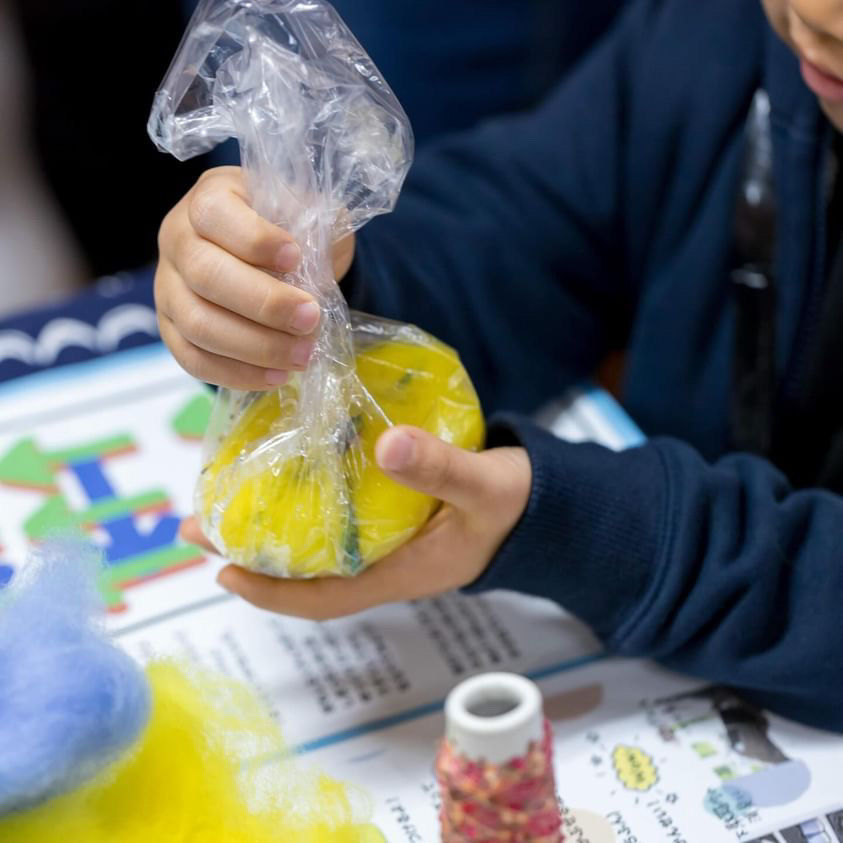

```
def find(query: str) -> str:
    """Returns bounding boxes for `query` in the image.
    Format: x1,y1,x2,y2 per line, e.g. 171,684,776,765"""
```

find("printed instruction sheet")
0,344,840,843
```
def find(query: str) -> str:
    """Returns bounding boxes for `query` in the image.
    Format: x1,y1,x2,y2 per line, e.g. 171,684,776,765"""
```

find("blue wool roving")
0,538,150,814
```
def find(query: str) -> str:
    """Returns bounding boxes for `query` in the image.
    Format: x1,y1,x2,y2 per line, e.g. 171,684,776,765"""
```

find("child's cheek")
761,0,794,48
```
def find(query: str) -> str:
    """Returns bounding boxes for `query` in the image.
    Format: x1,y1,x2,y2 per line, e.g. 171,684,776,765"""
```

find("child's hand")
181,426,532,619
155,166,356,390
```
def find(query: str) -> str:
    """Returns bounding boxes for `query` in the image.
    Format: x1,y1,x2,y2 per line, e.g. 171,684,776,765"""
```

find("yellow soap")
197,324,484,577
350,335,485,563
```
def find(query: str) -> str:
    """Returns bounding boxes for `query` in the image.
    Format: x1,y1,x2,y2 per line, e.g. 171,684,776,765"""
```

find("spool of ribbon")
436,672,563,843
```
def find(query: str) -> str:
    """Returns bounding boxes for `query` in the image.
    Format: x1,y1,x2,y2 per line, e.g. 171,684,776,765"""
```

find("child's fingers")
188,168,300,273
158,314,290,390
156,263,315,373
179,516,219,554
215,565,386,619
169,239,321,337
375,426,491,511
215,507,481,620
214,556,416,620
184,166,355,282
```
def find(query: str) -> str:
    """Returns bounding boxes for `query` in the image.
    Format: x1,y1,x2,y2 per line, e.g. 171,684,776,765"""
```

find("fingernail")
265,369,290,386
290,301,320,334
277,242,301,272
376,429,415,472
291,340,315,368
216,569,237,593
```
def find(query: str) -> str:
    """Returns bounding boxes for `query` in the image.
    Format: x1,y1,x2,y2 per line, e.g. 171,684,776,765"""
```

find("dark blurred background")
10,0,207,279
3,0,625,316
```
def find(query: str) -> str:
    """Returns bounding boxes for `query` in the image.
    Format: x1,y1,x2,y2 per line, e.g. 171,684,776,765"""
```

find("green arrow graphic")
0,439,56,489
49,434,135,464
172,393,213,440
24,495,75,538
25,490,170,540
0,434,136,490
100,544,206,611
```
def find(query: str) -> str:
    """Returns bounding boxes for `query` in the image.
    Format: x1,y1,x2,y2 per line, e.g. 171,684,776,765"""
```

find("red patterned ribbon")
435,719,564,842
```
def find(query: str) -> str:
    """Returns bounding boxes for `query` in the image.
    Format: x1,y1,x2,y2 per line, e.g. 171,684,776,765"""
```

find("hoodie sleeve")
344,2,651,414
466,414,843,733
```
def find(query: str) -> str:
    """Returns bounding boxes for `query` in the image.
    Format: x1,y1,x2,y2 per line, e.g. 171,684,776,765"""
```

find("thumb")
374,425,488,511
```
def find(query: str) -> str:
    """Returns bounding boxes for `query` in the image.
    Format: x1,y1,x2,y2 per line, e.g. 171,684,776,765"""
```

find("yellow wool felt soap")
197,318,484,578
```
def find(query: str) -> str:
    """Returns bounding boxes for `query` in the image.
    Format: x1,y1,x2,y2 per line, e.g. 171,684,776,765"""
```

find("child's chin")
819,98,843,134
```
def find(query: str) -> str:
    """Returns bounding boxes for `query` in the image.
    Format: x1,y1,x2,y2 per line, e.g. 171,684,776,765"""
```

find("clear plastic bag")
148,0,484,577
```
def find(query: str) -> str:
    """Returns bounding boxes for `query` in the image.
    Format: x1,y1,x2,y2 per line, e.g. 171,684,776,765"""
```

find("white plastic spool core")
444,672,543,765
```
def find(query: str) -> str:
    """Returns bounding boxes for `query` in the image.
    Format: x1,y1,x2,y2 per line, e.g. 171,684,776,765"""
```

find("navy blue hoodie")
347,0,843,731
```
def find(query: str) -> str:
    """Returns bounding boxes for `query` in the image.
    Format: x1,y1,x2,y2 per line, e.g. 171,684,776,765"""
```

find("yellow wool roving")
198,318,485,578
0,662,383,842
